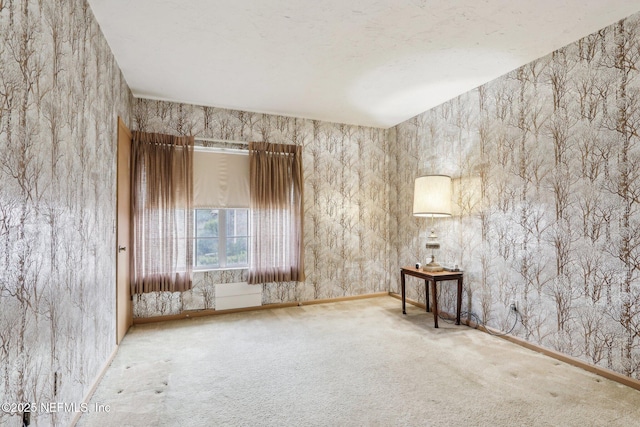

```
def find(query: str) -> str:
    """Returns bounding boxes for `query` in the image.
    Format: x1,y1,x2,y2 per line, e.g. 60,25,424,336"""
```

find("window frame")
193,208,250,271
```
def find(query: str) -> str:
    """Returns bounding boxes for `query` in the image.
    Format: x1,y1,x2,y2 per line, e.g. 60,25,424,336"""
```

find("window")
194,208,249,269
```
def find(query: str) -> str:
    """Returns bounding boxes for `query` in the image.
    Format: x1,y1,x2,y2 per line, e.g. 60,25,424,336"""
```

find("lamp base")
422,261,444,272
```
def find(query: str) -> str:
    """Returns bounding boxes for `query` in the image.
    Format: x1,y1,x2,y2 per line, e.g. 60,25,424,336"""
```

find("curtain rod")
194,137,249,145
194,137,248,154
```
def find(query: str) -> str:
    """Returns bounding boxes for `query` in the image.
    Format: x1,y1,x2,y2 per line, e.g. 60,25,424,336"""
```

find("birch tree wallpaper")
393,14,640,379
3,1,640,425
131,98,393,318
0,0,131,426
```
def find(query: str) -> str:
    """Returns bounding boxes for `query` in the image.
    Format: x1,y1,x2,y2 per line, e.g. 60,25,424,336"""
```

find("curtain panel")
248,141,305,284
130,131,194,294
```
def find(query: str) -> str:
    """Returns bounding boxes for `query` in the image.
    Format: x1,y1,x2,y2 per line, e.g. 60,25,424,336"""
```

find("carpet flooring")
77,296,640,426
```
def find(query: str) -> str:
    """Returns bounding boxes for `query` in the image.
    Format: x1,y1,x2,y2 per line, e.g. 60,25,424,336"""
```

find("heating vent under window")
215,282,262,310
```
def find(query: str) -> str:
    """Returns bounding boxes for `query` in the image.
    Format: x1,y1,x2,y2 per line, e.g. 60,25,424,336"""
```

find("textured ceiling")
88,0,640,129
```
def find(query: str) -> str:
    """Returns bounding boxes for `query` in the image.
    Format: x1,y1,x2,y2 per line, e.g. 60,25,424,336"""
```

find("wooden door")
116,117,133,344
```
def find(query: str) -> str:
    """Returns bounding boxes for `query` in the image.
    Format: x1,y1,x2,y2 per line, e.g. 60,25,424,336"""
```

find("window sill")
193,266,248,273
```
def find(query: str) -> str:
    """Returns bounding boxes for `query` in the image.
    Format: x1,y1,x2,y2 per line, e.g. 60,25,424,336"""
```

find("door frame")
116,116,133,344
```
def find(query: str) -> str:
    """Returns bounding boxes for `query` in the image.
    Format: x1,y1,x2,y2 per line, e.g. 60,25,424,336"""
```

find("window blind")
193,150,249,208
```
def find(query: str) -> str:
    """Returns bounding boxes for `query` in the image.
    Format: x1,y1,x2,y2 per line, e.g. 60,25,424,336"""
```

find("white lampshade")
413,175,452,217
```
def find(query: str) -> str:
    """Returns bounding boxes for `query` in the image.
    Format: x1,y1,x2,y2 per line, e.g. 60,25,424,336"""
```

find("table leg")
456,277,462,325
401,271,406,315
431,279,438,328
424,279,430,312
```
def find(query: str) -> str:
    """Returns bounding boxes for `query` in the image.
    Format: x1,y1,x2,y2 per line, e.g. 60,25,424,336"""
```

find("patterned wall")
3,5,637,422
393,14,640,379
0,1,132,426
131,99,392,317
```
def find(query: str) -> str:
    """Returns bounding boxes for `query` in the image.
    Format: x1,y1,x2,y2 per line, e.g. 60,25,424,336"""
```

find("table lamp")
413,175,452,272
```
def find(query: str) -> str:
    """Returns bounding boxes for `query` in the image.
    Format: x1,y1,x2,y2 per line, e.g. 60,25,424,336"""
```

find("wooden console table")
400,266,463,328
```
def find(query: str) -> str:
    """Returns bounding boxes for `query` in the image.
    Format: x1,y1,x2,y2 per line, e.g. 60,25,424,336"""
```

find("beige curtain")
248,141,305,284
130,131,194,294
